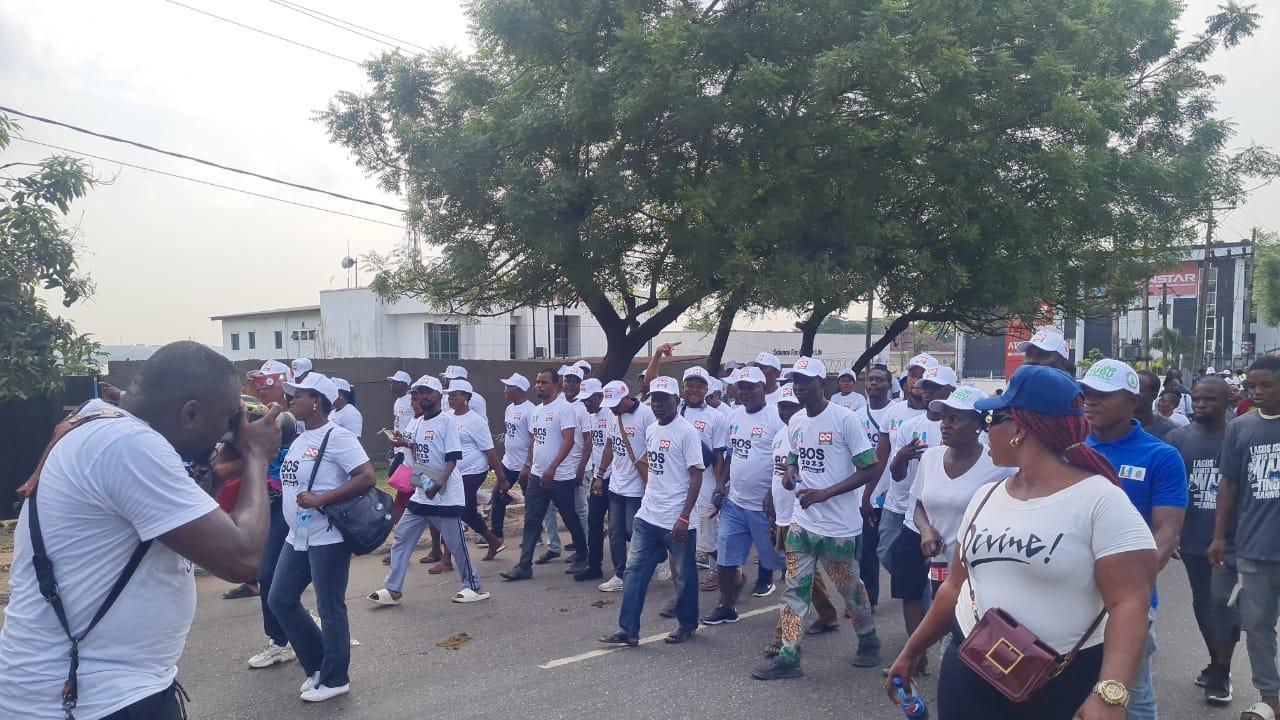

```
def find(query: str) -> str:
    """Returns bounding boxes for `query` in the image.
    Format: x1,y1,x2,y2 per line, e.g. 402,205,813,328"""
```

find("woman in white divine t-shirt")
885,365,1156,720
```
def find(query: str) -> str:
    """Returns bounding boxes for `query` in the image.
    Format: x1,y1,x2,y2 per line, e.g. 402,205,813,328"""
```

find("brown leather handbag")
956,481,1106,703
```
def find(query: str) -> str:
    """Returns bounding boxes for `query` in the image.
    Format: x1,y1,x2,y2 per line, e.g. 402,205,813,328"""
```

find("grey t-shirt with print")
1165,422,1229,555
1219,410,1280,562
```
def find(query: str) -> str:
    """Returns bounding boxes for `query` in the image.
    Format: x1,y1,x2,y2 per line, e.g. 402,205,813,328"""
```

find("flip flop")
367,588,401,606
222,583,259,600
428,563,454,575
420,553,443,564
452,588,491,603
1243,702,1278,720
482,543,507,561
806,621,840,636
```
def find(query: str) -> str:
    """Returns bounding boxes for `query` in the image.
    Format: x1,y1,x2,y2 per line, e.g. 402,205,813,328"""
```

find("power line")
12,136,405,228
264,0,429,53
0,105,407,213
161,0,363,66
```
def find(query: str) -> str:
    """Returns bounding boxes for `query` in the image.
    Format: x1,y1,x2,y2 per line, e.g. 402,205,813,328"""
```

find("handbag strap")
616,410,645,473
304,428,335,493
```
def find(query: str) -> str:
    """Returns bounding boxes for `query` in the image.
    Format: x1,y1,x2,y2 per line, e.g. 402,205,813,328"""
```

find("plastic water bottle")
893,676,929,719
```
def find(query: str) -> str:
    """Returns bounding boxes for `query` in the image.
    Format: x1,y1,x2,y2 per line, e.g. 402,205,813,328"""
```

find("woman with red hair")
885,364,1157,719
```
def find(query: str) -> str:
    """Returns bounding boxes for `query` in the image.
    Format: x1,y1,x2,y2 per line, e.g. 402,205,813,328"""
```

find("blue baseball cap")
973,364,1083,417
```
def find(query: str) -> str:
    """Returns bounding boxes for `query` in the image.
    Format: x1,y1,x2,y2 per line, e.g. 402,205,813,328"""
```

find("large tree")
326,0,1272,379
0,114,100,401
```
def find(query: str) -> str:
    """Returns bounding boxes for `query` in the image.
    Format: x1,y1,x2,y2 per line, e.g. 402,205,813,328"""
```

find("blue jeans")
877,509,905,575
257,496,289,646
1127,608,1157,720
608,491,643,579
617,518,698,638
268,542,353,688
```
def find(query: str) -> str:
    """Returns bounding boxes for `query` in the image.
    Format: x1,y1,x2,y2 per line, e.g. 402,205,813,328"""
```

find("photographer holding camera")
0,342,282,720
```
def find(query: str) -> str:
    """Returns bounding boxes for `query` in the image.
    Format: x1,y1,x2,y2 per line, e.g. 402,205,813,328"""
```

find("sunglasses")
985,412,1014,429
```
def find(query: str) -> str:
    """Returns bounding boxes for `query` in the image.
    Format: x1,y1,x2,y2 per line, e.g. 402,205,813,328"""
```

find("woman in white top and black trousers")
885,364,1157,720
270,373,376,703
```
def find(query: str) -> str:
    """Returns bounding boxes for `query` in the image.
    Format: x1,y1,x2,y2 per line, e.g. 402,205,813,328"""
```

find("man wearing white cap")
884,364,958,662
750,352,783,395
753,357,882,679
291,358,313,383
386,370,414,476
440,365,487,418
543,363,592,561
707,377,734,420
872,353,934,579
599,376,705,646
328,379,363,437
593,380,657,592
574,359,593,378
1016,327,1076,376
831,368,868,413
501,368,591,580
573,379,611,581
491,373,535,542
853,365,901,612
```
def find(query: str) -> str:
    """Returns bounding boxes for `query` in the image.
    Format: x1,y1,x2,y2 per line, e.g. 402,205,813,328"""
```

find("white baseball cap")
500,373,530,392
1080,359,1140,395
411,375,444,394
291,358,313,378
683,366,711,382
600,380,631,408
750,352,782,371
387,370,413,384
918,364,959,387
574,359,592,375
580,378,604,398
777,384,800,405
559,363,584,380
929,385,989,413
332,378,352,394
441,365,469,380
734,366,767,385
838,368,857,380
783,356,827,379
284,371,337,403
648,376,681,396
707,377,725,394
447,379,474,395
907,353,939,371
1016,328,1070,359
251,359,293,380
1206,366,1218,375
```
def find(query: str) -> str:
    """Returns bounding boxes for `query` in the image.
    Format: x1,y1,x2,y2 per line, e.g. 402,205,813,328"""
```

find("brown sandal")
428,562,454,575
700,573,720,592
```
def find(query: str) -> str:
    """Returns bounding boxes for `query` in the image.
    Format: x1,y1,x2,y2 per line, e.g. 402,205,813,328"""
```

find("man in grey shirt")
1210,355,1280,720
1137,369,1179,440
1166,377,1237,705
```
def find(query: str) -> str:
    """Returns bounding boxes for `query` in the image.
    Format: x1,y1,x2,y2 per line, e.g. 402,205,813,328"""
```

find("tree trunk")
706,287,748,375
851,311,925,372
796,300,839,358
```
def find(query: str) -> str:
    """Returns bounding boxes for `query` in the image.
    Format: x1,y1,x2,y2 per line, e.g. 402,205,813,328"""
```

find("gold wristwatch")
1093,680,1129,707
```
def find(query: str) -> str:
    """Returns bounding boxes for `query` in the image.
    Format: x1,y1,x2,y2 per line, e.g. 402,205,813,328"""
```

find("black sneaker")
658,599,678,618
701,605,740,625
1204,667,1233,705
751,582,776,598
751,658,803,680
1195,663,1214,688
573,567,604,581
534,550,561,565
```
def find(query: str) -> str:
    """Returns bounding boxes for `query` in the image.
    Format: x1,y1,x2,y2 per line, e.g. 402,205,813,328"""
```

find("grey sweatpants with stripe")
383,511,481,593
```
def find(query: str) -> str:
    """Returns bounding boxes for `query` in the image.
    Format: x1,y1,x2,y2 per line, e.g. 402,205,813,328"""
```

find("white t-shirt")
771,427,796,527
955,476,1156,653
636,416,706,530
1166,412,1191,427
281,422,371,549
727,403,786,511
502,400,535,472
410,412,465,507
856,400,900,508
453,410,495,476
681,403,728,509
530,394,580,482
891,414,942,523
712,402,734,421
329,403,364,437
568,397,593,477
468,391,488,419
832,391,868,413
0,401,219,720
789,402,875,538
607,402,659,497
909,446,1009,560
392,393,415,462
585,409,611,478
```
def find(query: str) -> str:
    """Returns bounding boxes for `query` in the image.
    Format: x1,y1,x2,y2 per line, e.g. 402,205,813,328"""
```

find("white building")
213,287,608,361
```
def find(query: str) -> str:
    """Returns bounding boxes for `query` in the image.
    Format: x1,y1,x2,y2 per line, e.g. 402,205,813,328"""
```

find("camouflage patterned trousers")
774,525,877,666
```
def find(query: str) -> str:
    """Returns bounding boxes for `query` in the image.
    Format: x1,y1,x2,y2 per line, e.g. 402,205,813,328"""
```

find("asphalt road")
146,539,1261,720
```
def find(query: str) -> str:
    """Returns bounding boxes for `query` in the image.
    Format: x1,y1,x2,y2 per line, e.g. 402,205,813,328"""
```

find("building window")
230,333,240,351
427,323,460,360
274,330,283,349
554,315,570,357
510,323,518,360
247,331,256,350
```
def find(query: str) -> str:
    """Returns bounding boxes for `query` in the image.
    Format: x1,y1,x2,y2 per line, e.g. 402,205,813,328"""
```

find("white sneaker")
300,683,350,702
598,575,625,592
248,642,295,669
655,564,672,582
299,672,320,693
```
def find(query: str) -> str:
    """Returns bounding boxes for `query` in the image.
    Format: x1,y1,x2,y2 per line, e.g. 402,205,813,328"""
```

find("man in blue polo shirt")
1081,359,1187,720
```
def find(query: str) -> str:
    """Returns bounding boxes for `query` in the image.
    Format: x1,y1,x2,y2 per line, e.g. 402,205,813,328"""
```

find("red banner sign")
1148,262,1199,298
1004,320,1034,378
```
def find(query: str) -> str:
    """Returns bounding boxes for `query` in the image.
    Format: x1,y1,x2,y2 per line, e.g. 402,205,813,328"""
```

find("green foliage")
818,316,893,335
1150,326,1195,360
0,114,101,400
1254,231,1280,326
1076,348,1107,373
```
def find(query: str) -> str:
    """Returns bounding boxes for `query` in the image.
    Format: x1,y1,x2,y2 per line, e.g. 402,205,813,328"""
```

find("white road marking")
537,605,777,669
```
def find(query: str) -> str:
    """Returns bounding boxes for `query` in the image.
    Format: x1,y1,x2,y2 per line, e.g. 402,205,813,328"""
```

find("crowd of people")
4,333,1280,720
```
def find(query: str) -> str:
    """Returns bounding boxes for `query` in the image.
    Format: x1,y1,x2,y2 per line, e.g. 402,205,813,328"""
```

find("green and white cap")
928,385,988,413
1079,359,1140,395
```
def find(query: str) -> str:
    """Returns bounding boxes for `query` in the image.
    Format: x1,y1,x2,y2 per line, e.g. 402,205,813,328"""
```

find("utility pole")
1160,282,1170,368
1193,207,1215,370
1141,277,1151,368
864,295,875,364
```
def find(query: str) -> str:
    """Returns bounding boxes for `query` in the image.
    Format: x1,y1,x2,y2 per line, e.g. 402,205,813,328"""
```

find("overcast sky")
3,0,1277,347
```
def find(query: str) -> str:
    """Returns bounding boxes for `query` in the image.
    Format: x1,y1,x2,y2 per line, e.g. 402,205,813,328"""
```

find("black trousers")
516,477,588,569
937,625,1103,720
489,467,524,538
860,507,882,606
102,683,187,719
586,475,611,571
1183,552,1241,657
460,472,490,538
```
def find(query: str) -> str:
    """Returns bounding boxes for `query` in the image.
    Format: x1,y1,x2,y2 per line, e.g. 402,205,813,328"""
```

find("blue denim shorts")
716,498,784,570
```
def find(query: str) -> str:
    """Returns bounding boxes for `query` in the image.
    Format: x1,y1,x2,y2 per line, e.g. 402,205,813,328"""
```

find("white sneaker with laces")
301,683,350,702
248,641,296,669
300,672,320,694
654,564,672,582
598,575,624,592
